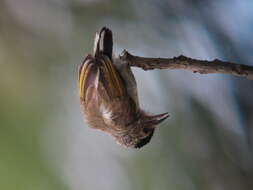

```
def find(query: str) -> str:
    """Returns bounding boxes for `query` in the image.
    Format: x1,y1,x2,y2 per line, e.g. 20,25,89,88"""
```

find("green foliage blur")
1,0,253,190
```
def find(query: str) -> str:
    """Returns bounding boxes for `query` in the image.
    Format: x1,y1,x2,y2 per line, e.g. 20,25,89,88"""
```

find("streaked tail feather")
94,27,113,60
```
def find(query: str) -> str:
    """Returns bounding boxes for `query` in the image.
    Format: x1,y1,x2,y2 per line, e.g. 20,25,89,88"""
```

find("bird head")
113,112,169,148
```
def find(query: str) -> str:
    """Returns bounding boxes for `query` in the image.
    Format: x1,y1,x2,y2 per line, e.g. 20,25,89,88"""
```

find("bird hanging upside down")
78,27,169,148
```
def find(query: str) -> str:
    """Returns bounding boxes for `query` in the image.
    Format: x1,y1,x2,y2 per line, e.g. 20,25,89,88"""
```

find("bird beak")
144,112,170,126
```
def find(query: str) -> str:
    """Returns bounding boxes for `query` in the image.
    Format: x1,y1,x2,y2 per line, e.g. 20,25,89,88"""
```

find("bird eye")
143,128,149,134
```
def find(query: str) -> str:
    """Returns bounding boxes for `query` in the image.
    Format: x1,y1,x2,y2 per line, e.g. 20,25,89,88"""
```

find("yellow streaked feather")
78,55,124,101
101,56,124,97
79,63,90,99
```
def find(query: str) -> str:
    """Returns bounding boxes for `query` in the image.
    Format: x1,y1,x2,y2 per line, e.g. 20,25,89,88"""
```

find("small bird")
78,27,169,148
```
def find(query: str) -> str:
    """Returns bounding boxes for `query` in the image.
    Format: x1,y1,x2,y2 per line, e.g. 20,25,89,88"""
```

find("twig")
119,50,253,80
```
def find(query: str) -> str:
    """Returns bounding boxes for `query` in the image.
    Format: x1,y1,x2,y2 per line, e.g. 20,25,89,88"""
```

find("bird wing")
79,54,134,129
79,55,125,101
98,55,125,99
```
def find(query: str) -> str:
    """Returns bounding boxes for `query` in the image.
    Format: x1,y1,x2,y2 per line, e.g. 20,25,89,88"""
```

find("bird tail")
93,27,113,60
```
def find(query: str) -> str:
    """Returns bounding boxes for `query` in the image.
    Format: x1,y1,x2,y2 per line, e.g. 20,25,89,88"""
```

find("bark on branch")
119,50,253,80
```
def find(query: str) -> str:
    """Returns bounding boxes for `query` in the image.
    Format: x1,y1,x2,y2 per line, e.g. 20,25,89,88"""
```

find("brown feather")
78,27,169,148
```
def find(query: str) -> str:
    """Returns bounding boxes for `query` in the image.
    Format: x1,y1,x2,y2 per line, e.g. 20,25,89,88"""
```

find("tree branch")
119,50,253,80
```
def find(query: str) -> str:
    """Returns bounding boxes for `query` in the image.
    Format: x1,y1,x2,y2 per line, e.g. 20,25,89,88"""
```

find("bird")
78,27,169,148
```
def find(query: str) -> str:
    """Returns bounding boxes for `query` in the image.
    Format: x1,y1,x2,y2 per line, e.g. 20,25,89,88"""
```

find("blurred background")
1,0,253,189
